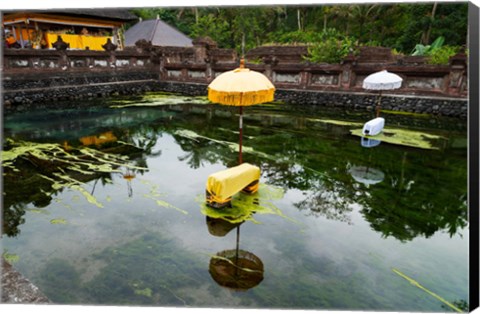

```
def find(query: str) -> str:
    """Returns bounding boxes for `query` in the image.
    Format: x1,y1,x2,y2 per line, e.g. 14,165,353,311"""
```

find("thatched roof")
124,18,193,47
3,9,138,22
53,9,138,21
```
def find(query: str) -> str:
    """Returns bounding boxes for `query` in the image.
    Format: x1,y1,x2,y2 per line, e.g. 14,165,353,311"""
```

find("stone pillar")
205,58,213,81
192,37,217,63
299,70,310,89
193,37,218,81
262,56,277,82
159,52,167,80
52,36,69,69
340,53,356,89
447,52,467,96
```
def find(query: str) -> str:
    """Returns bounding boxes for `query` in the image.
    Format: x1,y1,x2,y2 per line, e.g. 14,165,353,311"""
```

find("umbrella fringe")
208,89,275,106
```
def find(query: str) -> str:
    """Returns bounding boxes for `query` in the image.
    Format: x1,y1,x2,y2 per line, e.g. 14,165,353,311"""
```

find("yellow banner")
45,33,112,51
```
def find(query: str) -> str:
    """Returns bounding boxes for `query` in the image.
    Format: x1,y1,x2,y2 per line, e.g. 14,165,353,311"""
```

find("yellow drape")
45,33,112,50
206,163,260,205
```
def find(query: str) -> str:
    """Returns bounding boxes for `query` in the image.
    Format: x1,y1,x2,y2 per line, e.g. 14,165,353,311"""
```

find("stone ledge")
1,258,51,304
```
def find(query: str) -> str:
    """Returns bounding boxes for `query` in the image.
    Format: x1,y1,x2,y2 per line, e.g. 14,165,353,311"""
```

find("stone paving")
1,258,51,304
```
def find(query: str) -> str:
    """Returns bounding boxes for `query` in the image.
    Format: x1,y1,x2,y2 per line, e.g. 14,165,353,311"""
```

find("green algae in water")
134,287,153,298
86,233,207,305
109,93,211,108
307,119,363,127
50,218,67,225
198,183,297,224
3,139,148,209
141,179,189,215
350,128,444,150
310,118,445,149
28,208,50,215
174,129,276,160
155,199,188,215
381,110,431,118
2,251,20,264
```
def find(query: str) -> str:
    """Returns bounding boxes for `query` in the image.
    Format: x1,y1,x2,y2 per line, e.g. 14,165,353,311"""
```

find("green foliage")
305,30,359,64
411,36,445,56
189,14,231,48
127,3,467,54
427,45,462,65
266,30,321,44
410,35,461,65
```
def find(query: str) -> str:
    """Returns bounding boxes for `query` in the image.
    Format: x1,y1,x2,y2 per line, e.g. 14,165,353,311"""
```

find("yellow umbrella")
208,59,275,164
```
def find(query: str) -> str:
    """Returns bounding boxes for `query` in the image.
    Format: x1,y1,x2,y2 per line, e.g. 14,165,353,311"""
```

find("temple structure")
3,9,137,50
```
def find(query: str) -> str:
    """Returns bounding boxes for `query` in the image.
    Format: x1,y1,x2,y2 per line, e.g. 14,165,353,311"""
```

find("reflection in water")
206,216,241,237
1,136,148,236
348,166,385,186
1,98,469,310
3,103,468,242
121,167,136,198
206,217,264,291
361,137,381,148
352,138,384,186
79,131,118,147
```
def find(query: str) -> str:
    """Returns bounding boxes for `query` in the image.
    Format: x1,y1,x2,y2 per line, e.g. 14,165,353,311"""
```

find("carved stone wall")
2,44,468,117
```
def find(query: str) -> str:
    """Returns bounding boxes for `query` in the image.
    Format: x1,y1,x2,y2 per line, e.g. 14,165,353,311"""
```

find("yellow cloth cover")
206,163,260,203
45,33,112,50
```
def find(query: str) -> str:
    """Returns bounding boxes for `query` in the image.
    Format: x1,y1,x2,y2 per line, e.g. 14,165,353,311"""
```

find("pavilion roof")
124,18,193,47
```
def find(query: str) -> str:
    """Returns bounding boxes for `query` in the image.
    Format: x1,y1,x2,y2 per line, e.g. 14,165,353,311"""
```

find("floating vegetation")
134,287,153,298
381,110,431,118
2,139,147,208
198,183,296,224
308,119,363,127
174,129,276,160
350,128,444,150
141,180,188,215
392,268,463,313
2,250,20,264
308,118,445,150
28,208,50,215
50,218,67,225
109,93,211,108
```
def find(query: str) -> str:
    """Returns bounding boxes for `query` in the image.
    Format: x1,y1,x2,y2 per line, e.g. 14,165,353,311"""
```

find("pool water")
1,93,469,311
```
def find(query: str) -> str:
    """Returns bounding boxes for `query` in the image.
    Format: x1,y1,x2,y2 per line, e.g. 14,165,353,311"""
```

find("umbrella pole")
376,91,383,117
234,225,240,277
239,106,243,164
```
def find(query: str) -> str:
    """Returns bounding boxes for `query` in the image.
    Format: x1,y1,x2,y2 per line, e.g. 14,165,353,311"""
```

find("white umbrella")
363,70,403,90
363,70,403,117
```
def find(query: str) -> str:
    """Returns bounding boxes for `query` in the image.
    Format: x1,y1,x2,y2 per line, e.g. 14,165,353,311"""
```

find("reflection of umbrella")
122,168,136,198
348,166,385,186
361,137,381,148
209,225,264,291
363,70,403,117
208,59,275,164
206,216,243,237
